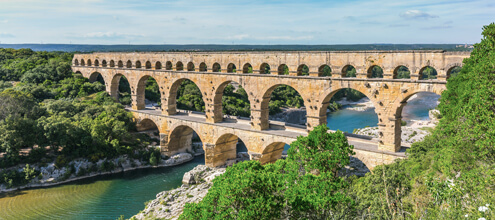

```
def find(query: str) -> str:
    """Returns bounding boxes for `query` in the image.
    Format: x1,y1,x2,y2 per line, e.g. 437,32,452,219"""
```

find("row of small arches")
74,59,460,79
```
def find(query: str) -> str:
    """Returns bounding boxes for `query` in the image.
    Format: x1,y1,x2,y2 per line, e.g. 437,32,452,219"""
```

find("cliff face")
131,165,225,220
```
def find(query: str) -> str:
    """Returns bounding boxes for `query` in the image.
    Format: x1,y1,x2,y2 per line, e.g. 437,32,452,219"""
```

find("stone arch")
243,63,253,73
136,118,160,133
87,59,92,66
118,60,124,68
277,64,289,75
446,64,462,79
145,61,152,69
89,72,105,84
210,133,247,167
367,65,384,78
109,73,125,101
166,61,173,70
393,65,411,79
126,60,132,68
318,86,377,128
94,59,99,67
212,63,221,72
136,61,142,69
110,60,115,67
342,64,356,77
419,66,438,80
227,63,236,73
155,61,162,70
80,59,85,66
135,75,161,110
199,62,207,72
74,59,79,66
260,63,271,74
259,142,287,164
102,60,107,67
167,125,203,156
167,78,206,115
259,84,307,129
176,61,184,71
212,80,251,121
187,62,195,71
297,64,309,76
319,65,332,77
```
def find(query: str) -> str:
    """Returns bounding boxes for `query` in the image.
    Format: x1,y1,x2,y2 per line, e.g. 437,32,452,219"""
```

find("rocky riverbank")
131,165,226,220
0,152,197,194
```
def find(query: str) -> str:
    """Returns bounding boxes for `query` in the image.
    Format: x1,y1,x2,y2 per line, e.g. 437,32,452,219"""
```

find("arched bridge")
72,50,469,168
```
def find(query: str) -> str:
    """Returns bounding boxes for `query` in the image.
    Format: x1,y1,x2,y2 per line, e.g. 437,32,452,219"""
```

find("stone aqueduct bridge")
72,50,469,168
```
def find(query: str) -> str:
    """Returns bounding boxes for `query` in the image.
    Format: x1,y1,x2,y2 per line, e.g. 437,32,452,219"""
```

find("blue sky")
0,0,493,44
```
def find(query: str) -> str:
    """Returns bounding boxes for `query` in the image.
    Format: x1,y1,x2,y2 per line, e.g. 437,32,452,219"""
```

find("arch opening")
277,64,289,75
187,62,195,71
261,84,306,126
342,65,356,78
212,63,221,72
110,60,115,68
136,75,161,109
260,142,289,165
243,63,253,73
260,63,271,74
319,65,332,77
176,61,184,71
87,59,92,66
136,118,159,132
155,61,162,70
136,61,142,69
395,91,441,146
94,60,99,67
166,61,173,70
227,63,236,73
74,59,79,66
102,60,107,67
297,64,309,76
199,62,207,72
170,79,205,113
80,59,85,66
212,133,249,167
393,66,411,79
368,65,383,78
320,88,377,134
215,81,251,119
116,75,131,105
145,61,152,69
89,72,105,85
447,66,462,79
168,125,203,157
126,60,132,68
118,60,123,68
419,66,437,80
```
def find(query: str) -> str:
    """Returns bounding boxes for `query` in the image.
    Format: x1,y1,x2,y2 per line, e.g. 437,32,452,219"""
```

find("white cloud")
0,32,15,38
400,10,439,20
83,32,145,39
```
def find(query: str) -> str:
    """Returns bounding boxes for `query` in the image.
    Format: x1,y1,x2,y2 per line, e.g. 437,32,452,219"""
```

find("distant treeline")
0,44,472,52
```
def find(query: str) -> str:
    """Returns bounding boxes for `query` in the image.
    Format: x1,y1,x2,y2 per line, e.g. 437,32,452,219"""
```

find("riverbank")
0,152,198,194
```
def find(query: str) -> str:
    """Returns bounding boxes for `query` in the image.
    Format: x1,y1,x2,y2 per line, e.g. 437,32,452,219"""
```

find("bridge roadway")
129,107,407,169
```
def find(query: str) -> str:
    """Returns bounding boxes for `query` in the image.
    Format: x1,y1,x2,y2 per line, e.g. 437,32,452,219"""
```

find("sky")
0,0,493,45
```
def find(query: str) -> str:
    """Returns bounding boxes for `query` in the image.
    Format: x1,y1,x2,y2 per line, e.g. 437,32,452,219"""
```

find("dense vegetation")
0,49,160,187
179,23,495,219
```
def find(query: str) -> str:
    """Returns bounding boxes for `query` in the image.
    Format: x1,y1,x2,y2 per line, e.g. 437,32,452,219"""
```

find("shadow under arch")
212,80,251,121
167,125,203,157
135,75,161,110
136,118,160,133
167,78,206,115
367,65,384,78
89,72,105,85
109,73,131,103
259,142,288,165
419,66,438,80
393,65,411,79
210,133,249,167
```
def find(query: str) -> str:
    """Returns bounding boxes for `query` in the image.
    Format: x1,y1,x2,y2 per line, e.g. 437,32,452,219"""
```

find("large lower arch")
109,73,124,101
136,118,160,133
89,72,105,84
166,125,202,156
209,133,246,167
259,142,287,164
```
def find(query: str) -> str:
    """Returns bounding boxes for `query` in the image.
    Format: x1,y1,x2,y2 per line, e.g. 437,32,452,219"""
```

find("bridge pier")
378,114,402,152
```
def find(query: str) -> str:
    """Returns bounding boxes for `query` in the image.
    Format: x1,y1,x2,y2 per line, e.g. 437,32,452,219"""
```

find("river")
0,92,439,220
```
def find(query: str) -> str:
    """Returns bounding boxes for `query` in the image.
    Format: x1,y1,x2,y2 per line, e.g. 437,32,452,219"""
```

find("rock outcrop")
132,165,225,220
